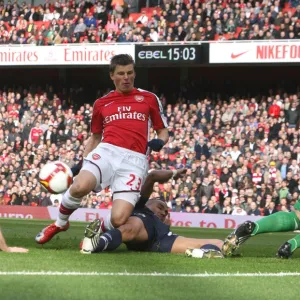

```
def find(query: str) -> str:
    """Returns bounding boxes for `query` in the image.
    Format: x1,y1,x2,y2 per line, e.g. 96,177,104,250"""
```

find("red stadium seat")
129,13,140,22
282,8,296,15
141,7,162,15
168,154,177,161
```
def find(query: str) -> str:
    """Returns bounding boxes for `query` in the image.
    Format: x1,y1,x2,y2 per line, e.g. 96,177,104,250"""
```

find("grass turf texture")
1,219,300,300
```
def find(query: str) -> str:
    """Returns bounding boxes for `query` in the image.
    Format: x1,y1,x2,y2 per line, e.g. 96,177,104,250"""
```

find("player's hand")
7,247,29,253
147,139,164,152
71,159,83,177
173,168,187,180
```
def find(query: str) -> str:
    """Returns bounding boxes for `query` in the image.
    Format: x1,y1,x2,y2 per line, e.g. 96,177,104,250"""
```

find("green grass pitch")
0,219,300,300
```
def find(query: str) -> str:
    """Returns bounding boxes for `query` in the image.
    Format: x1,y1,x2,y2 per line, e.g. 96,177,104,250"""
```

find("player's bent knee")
70,181,92,198
70,171,97,198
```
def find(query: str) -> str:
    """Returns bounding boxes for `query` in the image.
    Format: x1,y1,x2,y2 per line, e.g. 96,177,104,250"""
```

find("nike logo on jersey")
231,51,249,59
104,101,115,107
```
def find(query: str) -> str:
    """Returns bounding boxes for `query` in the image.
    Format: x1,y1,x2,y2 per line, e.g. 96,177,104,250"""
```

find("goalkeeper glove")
147,139,164,152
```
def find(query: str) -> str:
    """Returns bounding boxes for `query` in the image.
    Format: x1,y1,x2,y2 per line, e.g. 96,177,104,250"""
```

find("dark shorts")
125,210,178,253
149,232,178,253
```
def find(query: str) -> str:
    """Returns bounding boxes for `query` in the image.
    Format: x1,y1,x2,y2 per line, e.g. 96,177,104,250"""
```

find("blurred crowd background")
0,0,300,44
0,82,299,216
0,0,300,216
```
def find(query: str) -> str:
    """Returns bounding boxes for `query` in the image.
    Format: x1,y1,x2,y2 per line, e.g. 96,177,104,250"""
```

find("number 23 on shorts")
126,174,142,191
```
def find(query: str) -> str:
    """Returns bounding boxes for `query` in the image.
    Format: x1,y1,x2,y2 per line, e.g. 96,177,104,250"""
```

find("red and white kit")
29,127,43,145
82,88,168,205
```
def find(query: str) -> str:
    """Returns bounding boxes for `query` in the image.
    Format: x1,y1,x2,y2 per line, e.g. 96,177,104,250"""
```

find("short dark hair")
109,54,134,74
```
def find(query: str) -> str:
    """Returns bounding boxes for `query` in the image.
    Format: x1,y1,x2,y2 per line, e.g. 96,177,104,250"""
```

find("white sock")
55,189,82,227
103,212,115,231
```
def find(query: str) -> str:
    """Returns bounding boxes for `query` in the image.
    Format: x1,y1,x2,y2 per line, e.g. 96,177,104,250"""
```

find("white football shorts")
81,143,149,206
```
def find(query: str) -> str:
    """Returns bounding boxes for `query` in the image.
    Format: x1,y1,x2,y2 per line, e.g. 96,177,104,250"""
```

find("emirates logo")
135,95,144,102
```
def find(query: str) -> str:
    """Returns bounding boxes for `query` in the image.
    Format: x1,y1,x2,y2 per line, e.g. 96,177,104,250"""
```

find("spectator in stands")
125,0,139,14
232,204,247,216
25,7,40,22
84,12,97,28
194,138,210,160
268,99,281,118
247,202,261,216
74,17,87,39
203,199,219,214
136,10,148,26
286,101,299,127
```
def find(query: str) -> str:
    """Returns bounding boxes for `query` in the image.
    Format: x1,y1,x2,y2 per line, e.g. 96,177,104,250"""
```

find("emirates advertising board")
0,44,135,66
0,205,262,229
209,41,300,63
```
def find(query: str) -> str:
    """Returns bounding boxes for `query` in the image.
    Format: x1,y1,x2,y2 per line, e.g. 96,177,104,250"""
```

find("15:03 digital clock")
135,45,202,65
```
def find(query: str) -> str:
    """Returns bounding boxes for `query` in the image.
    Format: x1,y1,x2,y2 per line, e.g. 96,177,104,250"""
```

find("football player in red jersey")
36,54,169,244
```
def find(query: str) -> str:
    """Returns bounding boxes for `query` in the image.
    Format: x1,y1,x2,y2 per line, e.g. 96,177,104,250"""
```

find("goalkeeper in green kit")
222,199,300,259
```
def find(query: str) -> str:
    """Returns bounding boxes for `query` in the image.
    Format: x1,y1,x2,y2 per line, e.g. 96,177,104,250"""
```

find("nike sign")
231,51,249,59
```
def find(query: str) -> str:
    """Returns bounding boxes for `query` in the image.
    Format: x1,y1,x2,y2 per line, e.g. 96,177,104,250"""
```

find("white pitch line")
0,271,300,277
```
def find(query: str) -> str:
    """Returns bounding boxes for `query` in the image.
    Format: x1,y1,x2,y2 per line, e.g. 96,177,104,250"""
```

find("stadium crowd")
0,0,300,44
0,84,299,217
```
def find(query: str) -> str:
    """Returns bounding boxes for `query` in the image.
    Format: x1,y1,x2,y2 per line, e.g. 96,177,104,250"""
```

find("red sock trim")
101,221,107,233
59,204,76,216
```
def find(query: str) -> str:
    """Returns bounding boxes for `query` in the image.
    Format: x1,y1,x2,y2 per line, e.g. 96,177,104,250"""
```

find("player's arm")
156,127,169,145
0,228,9,252
0,228,28,253
71,100,103,176
83,99,104,158
148,95,169,152
137,169,187,208
148,128,169,152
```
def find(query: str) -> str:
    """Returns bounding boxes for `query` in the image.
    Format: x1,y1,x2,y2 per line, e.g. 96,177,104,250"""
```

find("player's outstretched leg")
186,244,224,259
35,221,70,245
222,211,300,256
222,221,255,256
81,219,122,254
36,170,97,244
277,234,300,259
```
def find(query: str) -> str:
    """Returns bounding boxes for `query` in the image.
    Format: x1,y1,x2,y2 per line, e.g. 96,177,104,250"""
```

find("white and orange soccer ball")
39,161,73,194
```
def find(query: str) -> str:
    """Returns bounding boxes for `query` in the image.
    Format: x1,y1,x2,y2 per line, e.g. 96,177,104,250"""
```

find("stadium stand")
0,1,299,216
0,0,300,44
0,83,299,216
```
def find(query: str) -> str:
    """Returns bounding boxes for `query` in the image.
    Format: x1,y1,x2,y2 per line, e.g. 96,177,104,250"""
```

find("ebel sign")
135,45,202,65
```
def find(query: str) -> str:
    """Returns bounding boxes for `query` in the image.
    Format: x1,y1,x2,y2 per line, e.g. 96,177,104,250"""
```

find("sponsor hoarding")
0,206,262,229
210,41,300,63
0,44,135,66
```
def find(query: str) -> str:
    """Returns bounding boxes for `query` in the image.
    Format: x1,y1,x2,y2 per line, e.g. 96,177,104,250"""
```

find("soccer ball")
39,161,73,194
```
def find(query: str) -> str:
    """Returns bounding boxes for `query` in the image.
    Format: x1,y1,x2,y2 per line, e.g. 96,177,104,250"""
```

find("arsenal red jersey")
91,88,168,154
29,127,44,144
